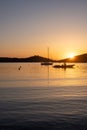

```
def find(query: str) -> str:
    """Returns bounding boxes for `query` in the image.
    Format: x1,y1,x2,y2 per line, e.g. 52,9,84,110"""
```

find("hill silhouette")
58,53,87,63
0,53,87,63
0,55,53,62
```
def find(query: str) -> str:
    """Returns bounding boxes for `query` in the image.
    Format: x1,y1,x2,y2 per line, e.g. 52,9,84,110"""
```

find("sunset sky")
0,0,87,59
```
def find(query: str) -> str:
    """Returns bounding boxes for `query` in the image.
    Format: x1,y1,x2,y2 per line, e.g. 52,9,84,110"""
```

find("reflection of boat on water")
53,64,75,68
41,47,53,66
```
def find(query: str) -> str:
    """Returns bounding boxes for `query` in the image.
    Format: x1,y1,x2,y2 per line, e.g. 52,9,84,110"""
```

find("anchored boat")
53,63,75,68
41,47,53,66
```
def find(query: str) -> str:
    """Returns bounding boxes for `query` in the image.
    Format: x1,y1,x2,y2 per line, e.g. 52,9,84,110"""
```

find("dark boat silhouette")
41,62,53,65
18,66,21,70
41,47,53,65
53,63,75,68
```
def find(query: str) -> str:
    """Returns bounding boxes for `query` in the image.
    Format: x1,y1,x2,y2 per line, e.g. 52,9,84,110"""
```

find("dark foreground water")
0,63,87,130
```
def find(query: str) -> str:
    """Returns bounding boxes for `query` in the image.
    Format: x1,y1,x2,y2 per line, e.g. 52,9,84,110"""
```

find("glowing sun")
68,53,75,58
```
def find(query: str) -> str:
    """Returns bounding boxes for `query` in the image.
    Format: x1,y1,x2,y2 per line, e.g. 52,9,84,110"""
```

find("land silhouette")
0,55,53,62
58,53,87,63
0,53,87,63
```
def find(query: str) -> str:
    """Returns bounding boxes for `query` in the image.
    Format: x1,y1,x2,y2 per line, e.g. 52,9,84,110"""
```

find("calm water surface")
0,63,87,130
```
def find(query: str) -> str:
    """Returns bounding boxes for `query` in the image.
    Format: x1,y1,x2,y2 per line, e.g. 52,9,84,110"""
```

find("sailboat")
41,48,53,65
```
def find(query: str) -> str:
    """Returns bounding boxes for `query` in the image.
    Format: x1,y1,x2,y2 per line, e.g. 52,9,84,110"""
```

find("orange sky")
0,0,87,60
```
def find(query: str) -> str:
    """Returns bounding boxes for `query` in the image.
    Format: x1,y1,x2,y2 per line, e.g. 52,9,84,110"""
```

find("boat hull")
53,64,75,68
41,62,53,65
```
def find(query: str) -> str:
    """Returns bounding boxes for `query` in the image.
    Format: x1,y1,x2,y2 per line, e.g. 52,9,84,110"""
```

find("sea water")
0,63,87,130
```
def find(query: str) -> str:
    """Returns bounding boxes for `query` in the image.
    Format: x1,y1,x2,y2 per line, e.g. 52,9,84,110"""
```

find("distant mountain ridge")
0,55,53,62
0,53,87,62
58,53,87,63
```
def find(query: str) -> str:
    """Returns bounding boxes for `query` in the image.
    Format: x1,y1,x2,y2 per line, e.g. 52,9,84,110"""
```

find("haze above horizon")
0,0,87,60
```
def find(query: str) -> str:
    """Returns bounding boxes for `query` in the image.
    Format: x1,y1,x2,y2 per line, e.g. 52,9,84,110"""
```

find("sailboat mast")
41,47,53,65
48,47,49,62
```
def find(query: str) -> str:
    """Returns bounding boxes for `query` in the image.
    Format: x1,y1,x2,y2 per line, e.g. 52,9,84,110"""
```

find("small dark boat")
41,47,53,66
41,62,53,65
53,64,75,68
18,66,22,70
